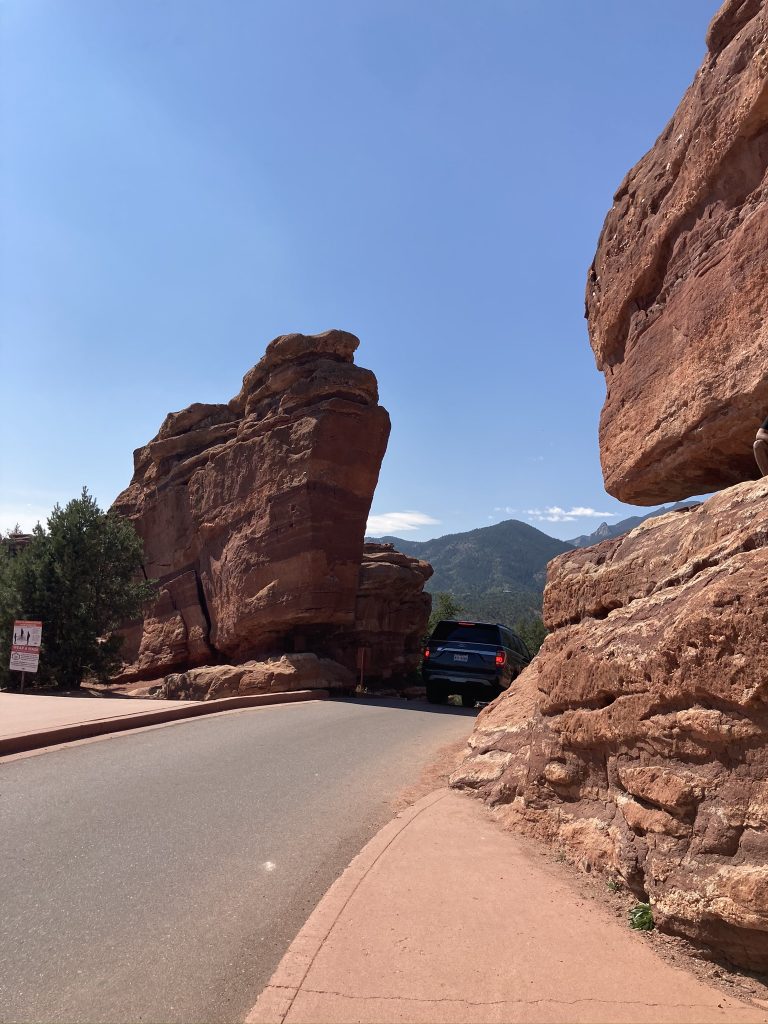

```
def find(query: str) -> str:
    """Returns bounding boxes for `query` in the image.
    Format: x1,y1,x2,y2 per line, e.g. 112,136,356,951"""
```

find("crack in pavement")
266,978,745,1003
297,987,752,1010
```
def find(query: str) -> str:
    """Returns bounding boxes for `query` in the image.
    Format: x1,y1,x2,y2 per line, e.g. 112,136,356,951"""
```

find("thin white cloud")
526,506,618,524
366,510,441,534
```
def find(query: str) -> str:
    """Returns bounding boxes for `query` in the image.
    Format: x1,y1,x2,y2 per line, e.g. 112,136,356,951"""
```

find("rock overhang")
585,0,768,503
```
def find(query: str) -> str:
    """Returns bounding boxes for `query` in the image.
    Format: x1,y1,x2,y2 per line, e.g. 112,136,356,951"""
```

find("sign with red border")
10,620,42,673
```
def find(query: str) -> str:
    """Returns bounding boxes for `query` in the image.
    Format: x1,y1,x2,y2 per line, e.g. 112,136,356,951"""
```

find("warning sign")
10,620,42,673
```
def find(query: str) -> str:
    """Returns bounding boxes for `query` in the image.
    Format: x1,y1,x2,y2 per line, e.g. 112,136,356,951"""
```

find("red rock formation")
117,571,213,681
586,0,768,504
454,0,768,974
328,543,433,683
113,330,391,678
157,653,354,701
452,480,768,970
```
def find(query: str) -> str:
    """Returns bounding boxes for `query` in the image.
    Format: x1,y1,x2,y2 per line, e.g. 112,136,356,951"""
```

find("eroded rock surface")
328,542,433,682
157,653,354,701
586,0,768,503
452,480,768,969
113,330,391,679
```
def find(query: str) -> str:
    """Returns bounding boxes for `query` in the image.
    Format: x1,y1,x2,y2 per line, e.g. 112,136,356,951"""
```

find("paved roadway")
0,697,475,1024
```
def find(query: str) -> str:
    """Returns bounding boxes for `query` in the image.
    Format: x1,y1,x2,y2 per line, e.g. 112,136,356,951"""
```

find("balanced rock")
452,480,768,969
114,330,391,678
586,0,768,503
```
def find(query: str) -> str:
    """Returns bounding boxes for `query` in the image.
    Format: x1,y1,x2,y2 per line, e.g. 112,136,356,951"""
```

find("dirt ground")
392,734,471,813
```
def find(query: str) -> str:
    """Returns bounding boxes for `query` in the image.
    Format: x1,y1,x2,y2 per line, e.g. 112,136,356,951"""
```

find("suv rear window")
430,622,501,646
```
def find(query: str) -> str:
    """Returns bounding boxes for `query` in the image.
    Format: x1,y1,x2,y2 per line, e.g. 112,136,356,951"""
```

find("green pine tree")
14,488,155,688
514,614,548,656
0,541,20,688
426,592,465,637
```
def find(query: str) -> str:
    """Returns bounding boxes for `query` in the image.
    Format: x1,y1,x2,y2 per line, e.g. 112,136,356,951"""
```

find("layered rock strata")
327,543,433,682
452,480,768,969
586,0,768,503
156,653,354,701
113,330,393,680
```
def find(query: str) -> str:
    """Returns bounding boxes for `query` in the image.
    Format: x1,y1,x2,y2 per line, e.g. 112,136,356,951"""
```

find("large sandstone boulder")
113,330,391,678
586,0,768,503
452,480,768,969
455,0,768,976
156,653,354,701
327,542,433,682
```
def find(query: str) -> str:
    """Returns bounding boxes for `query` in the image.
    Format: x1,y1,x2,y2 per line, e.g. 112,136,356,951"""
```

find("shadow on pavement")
329,695,479,716
1,691,481,715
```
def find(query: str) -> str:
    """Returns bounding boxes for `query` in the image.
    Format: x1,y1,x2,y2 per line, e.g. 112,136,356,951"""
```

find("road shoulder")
247,789,767,1024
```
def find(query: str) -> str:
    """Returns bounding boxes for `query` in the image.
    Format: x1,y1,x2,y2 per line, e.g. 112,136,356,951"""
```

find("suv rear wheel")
426,682,446,705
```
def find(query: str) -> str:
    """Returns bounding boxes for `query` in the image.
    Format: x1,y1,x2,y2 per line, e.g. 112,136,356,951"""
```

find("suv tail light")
495,650,506,666
424,648,430,659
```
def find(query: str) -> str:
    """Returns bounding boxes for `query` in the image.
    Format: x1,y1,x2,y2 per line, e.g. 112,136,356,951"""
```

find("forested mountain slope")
371,519,573,624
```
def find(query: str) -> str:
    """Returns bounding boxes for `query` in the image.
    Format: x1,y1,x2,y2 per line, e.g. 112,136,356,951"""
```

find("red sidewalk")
248,790,768,1024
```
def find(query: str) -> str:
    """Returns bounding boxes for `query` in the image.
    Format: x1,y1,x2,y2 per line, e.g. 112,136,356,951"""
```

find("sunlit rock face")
112,330,393,679
326,542,433,683
454,0,768,969
586,0,768,504
452,480,768,968
155,654,355,701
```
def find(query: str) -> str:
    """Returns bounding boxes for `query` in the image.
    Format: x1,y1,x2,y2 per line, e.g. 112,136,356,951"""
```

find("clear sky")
1,0,720,541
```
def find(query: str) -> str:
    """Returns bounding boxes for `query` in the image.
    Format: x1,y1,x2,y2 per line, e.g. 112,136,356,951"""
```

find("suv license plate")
453,654,468,662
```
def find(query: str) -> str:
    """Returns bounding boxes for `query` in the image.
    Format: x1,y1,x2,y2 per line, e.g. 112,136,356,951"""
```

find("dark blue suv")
422,619,531,707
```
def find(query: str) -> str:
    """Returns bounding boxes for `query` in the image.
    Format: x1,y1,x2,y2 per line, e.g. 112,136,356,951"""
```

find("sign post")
356,646,369,693
10,620,43,689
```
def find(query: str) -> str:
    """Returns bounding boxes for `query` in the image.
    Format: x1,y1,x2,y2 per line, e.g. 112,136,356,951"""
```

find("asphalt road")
0,697,475,1024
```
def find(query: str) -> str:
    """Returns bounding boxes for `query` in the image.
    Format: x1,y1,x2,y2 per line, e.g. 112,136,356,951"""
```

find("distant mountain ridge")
369,519,573,625
566,501,698,547
369,501,700,625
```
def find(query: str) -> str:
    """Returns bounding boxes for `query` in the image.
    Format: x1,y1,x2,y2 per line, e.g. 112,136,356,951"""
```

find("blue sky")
1,0,719,541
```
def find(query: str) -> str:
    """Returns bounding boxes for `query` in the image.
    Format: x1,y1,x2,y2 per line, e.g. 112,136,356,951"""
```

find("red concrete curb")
0,689,329,757
245,788,450,1024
